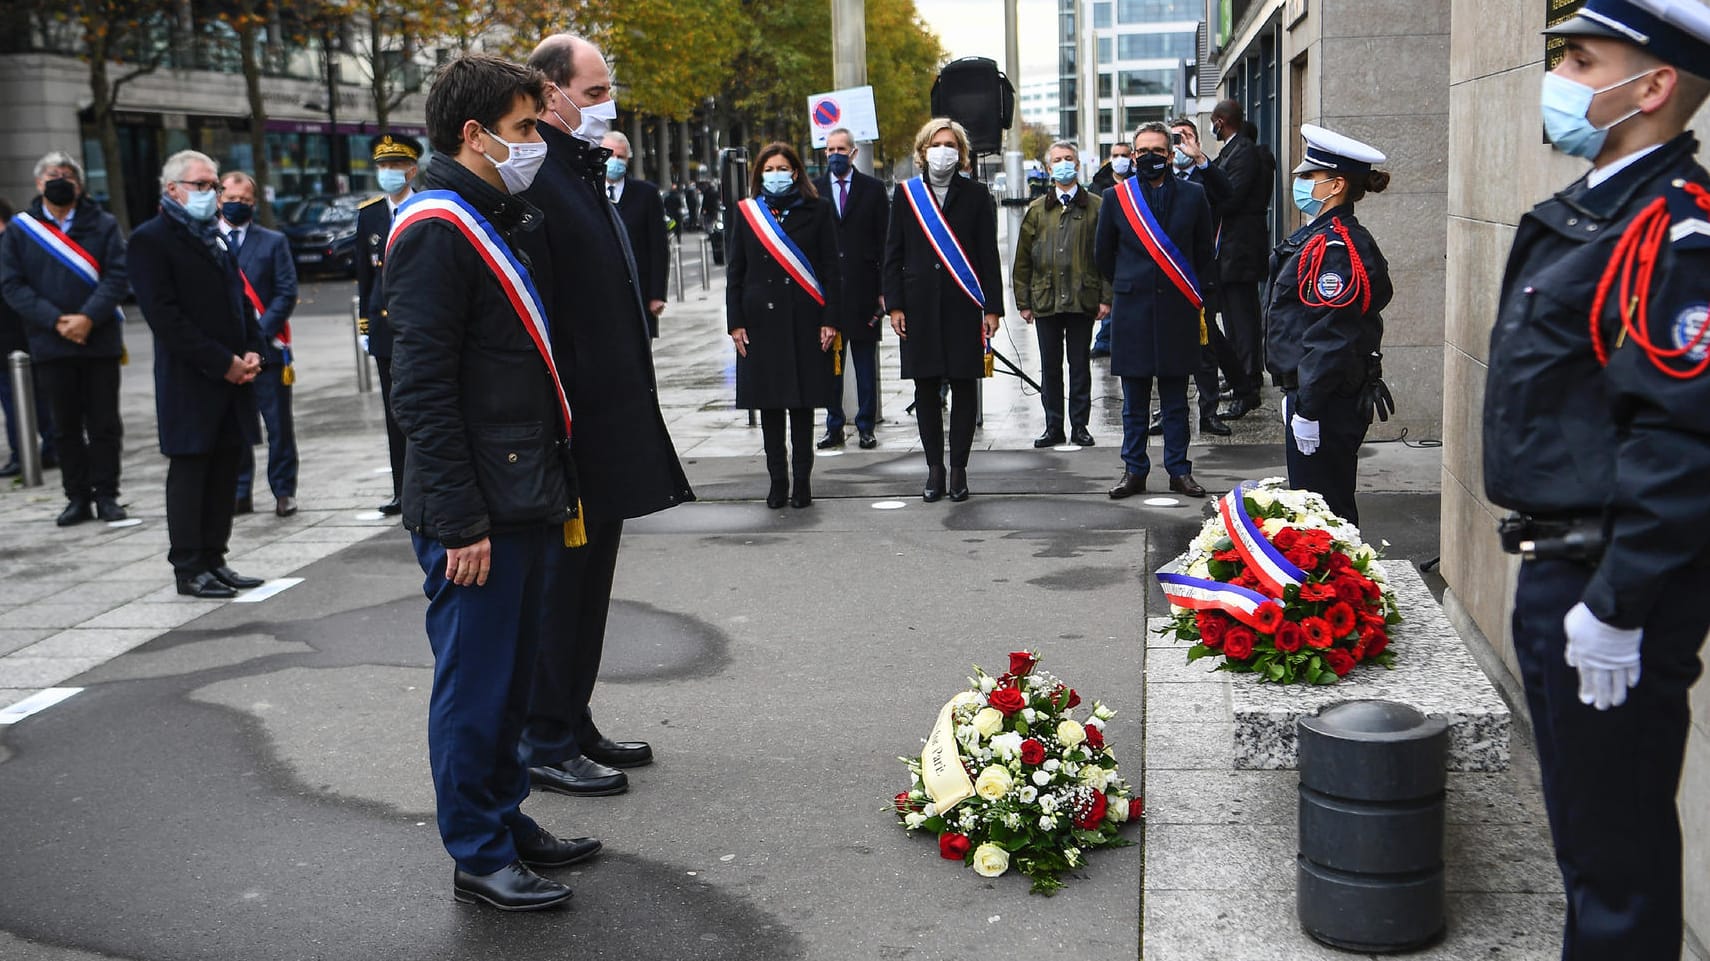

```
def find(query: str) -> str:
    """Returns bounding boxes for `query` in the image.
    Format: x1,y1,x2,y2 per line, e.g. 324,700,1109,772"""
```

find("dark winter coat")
1012,184,1111,319
518,122,694,523
1212,132,1274,283
0,195,129,362
1094,175,1215,379
229,223,297,366
384,155,576,548
812,168,889,342
128,199,263,457
355,195,399,358
725,194,841,410
612,177,670,334
882,176,1004,381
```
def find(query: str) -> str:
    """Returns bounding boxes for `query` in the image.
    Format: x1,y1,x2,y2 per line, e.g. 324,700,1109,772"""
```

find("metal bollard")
699,234,711,291
1296,700,1448,952
673,237,686,302
351,296,373,393
7,351,43,487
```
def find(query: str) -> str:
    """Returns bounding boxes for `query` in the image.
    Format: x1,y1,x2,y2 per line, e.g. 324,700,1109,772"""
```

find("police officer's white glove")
1290,414,1320,456
359,334,370,354
1562,602,1642,710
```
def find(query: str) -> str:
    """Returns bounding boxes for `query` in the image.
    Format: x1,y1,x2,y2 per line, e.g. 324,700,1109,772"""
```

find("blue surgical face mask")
1110,155,1132,176
377,168,409,194
1292,176,1326,218
1174,146,1194,169
605,156,628,181
762,171,795,195
827,152,852,177
184,188,218,221
1541,69,1653,160
1050,160,1077,185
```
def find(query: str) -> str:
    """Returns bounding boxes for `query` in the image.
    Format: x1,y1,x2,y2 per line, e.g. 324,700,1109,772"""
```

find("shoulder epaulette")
1665,178,1710,249
358,195,387,210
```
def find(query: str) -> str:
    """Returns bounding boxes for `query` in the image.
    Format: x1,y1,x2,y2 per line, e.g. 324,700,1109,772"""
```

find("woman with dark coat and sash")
726,142,841,508
883,118,1004,502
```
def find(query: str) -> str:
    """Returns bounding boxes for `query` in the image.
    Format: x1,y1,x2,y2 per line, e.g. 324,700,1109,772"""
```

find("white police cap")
1292,124,1387,177
1545,0,1710,74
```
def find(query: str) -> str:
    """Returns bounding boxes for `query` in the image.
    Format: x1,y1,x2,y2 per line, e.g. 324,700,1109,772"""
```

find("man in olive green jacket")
1013,140,1112,449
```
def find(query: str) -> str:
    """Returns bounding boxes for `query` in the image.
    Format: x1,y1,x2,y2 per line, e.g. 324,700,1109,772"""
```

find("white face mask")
553,82,618,144
482,127,548,193
925,145,960,176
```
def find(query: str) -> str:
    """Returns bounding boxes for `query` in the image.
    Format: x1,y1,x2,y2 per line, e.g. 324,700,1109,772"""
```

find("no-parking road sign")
808,85,879,148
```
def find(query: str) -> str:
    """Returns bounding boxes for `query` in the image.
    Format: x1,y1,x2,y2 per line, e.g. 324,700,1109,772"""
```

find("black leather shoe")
275,496,298,517
1199,414,1233,437
1070,427,1096,447
529,755,628,797
56,498,92,527
1169,473,1209,498
1147,412,1164,436
858,431,877,449
0,458,18,478
1108,472,1146,499
515,825,602,868
947,467,969,502
378,496,402,516
766,479,788,509
790,477,812,509
233,495,254,515
453,861,572,911
211,566,265,590
1033,430,1066,449
177,571,238,599
582,737,654,768
94,496,127,522
1220,396,1261,420
923,465,945,503
816,430,845,450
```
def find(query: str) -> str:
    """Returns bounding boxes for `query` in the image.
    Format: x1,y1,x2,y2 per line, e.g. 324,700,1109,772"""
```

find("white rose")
1043,758,1060,772
1017,786,1038,804
1249,489,1276,508
1037,815,1058,831
971,708,1004,738
1079,766,1110,791
1187,557,1213,580
971,842,1010,878
1107,796,1130,823
1261,517,1288,536
903,812,927,830
1057,719,1086,748
989,732,1024,759
1032,769,1052,786
974,765,1014,801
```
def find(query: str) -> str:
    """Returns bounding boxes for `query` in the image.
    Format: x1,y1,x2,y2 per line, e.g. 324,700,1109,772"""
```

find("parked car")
281,194,372,276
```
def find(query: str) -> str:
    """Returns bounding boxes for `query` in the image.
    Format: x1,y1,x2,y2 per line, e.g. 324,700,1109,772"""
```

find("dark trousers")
375,356,407,499
1511,559,1709,961
1220,281,1263,400
760,408,814,484
518,518,624,768
825,340,877,435
0,359,56,462
36,357,121,499
1036,313,1093,432
914,377,975,469
165,441,244,576
1120,375,1189,477
416,527,560,874
1283,389,1369,525
235,363,297,499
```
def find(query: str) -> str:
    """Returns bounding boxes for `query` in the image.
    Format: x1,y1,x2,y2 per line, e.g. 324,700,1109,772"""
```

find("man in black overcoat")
128,149,265,599
517,33,695,798
600,130,669,337
812,127,888,449
1210,99,1274,419
355,134,421,516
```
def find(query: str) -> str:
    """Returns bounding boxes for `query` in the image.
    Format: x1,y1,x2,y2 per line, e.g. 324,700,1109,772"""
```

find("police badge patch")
1315,271,1345,300
1671,304,1710,362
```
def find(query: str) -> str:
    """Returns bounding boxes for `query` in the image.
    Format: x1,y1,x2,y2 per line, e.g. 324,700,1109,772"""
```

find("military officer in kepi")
1483,1,1710,957
355,133,421,516
1264,124,1394,527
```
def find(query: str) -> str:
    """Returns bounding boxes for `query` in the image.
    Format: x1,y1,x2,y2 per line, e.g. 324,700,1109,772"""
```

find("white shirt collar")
1588,143,1665,189
605,178,625,201
387,187,412,216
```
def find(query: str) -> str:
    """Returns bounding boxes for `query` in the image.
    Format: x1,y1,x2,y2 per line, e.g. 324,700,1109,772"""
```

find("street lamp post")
830,0,872,176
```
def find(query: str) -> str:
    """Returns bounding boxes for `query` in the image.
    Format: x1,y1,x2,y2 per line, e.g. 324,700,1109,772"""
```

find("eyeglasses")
175,179,218,191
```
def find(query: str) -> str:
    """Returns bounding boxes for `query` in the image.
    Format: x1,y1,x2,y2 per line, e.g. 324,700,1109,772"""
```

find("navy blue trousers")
236,363,297,499
414,527,562,874
1512,559,1708,961
825,340,877,435
519,518,624,767
1120,375,1189,478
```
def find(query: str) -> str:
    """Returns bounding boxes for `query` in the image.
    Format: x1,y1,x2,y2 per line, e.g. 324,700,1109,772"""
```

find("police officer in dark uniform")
354,134,421,516
1483,2,1710,956
1264,124,1394,526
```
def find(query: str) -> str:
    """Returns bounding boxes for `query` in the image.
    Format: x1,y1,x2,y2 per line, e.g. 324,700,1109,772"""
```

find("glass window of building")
1094,0,1113,28
1117,69,1176,96
1116,32,1197,62
1098,36,1113,64
1098,108,1113,135
1116,0,1200,22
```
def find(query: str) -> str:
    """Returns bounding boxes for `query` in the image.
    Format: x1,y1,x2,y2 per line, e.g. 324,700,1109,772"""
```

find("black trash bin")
1296,699,1448,952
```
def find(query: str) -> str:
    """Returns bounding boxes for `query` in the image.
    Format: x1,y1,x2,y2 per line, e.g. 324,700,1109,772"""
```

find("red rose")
1272,527,1302,551
1324,648,1356,677
1074,790,1109,829
894,792,915,814
1284,549,1318,571
1019,737,1046,766
1128,796,1145,821
1223,627,1257,661
1359,576,1381,599
1084,725,1105,751
1333,578,1365,606
1274,621,1305,653
1252,602,1284,633
1327,552,1353,574
1199,615,1229,648
1008,651,1038,676
1052,685,1081,709
1302,617,1334,649
939,832,971,860
988,685,1027,716
1325,601,1357,637
1298,582,1337,602
1362,627,1390,659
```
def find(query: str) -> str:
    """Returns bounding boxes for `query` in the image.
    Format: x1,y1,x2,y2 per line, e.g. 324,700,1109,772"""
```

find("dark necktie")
1061,193,1071,208
838,178,848,217
229,229,243,255
608,185,617,203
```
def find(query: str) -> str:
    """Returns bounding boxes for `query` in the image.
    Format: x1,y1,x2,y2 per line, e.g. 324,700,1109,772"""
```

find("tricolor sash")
1216,482,1307,596
902,178,985,309
11,212,102,289
386,190,571,438
1156,572,1275,629
1115,178,1203,310
737,199,824,306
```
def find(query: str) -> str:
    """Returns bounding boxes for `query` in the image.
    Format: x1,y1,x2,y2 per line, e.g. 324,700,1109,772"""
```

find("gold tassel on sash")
281,364,295,386
832,332,843,376
1198,309,1208,347
982,336,995,378
563,499,588,548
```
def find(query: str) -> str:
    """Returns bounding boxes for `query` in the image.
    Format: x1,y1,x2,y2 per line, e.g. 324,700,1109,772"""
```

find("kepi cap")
1292,124,1387,177
1544,0,1710,75
371,134,422,163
